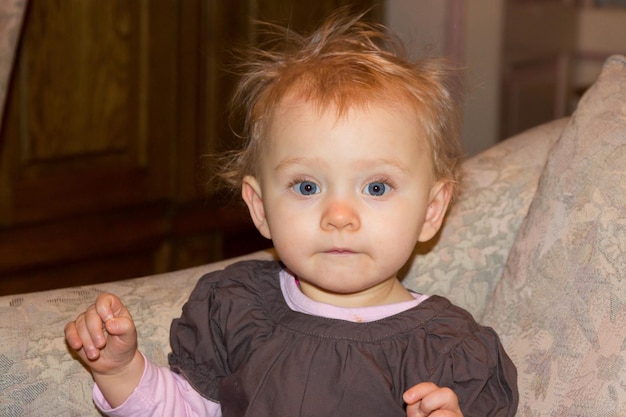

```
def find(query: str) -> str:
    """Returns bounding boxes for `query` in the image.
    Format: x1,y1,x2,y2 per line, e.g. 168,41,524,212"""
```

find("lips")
325,248,356,254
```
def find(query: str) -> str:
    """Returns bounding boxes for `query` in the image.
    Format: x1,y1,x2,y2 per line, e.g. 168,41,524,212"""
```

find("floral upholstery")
482,55,626,416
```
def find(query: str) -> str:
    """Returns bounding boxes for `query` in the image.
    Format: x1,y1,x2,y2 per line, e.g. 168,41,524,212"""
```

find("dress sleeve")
167,261,278,402
168,269,230,402
440,324,518,417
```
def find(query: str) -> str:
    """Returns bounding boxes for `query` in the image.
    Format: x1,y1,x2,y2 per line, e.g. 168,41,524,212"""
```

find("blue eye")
364,181,390,197
292,181,319,195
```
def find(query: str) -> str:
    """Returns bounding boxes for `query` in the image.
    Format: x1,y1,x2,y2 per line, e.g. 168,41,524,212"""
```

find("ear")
241,175,272,239
418,181,453,242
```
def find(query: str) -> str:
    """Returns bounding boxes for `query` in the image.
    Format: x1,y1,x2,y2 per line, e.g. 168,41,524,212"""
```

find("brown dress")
169,260,518,417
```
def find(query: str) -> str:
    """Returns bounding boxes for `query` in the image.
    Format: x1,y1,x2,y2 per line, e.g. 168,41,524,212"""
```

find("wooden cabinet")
0,0,380,295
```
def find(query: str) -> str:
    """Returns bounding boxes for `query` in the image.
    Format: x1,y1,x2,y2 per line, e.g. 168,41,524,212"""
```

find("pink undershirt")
94,269,429,417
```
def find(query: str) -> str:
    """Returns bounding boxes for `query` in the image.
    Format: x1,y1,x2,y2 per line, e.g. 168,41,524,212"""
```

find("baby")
65,11,518,417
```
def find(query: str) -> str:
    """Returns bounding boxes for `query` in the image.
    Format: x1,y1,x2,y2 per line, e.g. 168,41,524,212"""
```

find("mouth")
324,248,357,255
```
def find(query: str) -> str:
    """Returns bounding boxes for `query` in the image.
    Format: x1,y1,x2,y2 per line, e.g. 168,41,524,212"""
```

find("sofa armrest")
0,249,276,416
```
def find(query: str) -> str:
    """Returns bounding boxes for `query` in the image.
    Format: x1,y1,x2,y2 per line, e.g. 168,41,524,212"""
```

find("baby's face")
243,97,450,307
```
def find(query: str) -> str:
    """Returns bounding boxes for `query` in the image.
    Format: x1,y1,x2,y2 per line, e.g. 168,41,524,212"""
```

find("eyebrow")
273,157,312,172
274,156,412,174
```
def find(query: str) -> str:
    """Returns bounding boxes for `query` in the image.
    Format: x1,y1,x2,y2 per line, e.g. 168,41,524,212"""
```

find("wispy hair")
219,10,465,199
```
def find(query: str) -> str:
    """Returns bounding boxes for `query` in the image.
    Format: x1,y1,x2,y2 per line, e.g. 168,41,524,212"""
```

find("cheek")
374,229,421,274
370,204,424,247
264,203,311,243
373,197,426,228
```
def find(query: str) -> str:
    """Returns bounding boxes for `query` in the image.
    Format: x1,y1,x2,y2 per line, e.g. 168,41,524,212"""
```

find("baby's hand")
404,382,463,417
64,293,138,376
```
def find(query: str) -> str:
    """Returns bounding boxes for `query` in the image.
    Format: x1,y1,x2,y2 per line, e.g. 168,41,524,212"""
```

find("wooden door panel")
0,0,176,226
23,1,138,160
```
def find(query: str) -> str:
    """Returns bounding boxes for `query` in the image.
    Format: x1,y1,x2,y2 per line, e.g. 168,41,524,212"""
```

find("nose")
321,197,361,231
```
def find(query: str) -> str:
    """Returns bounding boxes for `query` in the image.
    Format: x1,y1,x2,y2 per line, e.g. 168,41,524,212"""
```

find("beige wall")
384,0,447,57
462,0,504,155
385,0,504,156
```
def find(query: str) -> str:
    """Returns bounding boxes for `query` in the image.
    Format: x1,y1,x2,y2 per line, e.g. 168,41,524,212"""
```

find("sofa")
1,54,624,417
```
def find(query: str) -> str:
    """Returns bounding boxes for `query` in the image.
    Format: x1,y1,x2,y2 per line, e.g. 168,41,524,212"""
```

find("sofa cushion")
402,118,566,319
482,55,626,415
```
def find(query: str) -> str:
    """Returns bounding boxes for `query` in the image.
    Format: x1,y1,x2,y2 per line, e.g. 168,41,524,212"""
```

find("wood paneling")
1,0,176,226
23,1,139,160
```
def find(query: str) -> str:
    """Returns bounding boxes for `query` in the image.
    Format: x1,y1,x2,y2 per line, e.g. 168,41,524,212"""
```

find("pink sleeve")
93,353,221,417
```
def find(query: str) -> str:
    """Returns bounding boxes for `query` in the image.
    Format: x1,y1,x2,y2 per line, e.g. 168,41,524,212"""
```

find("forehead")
269,90,424,135
261,94,432,168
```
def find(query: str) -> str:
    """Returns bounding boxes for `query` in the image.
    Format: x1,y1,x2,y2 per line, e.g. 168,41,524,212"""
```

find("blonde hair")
219,10,464,199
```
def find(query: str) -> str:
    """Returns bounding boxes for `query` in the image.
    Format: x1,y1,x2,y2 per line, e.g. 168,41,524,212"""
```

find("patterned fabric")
482,55,626,416
403,118,566,319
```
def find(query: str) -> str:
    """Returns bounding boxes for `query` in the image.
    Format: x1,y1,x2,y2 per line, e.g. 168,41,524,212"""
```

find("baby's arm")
66,293,223,416
404,382,463,417
93,357,222,417
64,293,144,408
